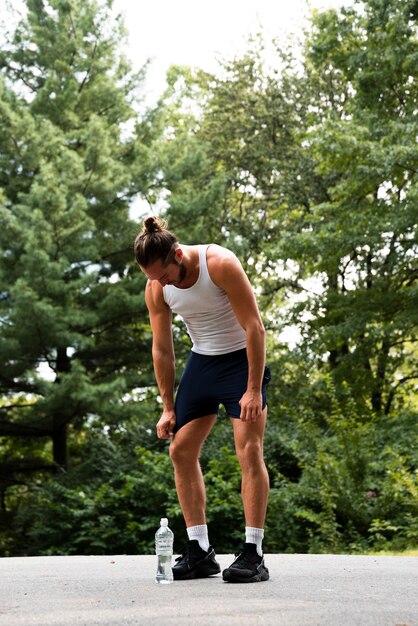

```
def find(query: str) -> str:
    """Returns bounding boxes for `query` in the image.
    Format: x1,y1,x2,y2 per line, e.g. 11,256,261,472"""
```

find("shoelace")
175,543,200,563
175,547,188,563
232,548,260,569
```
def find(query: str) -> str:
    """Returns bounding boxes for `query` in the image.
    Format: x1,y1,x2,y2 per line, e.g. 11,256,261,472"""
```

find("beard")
174,259,187,285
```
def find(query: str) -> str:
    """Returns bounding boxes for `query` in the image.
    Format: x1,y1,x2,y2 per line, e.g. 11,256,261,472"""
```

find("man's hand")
239,389,263,422
156,409,176,439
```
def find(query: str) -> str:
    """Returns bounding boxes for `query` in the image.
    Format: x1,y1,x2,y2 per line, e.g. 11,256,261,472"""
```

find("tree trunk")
52,423,68,469
371,337,390,414
52,347,71,469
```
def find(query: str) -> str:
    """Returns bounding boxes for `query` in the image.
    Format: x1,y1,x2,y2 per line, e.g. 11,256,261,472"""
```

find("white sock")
245,526,264,557
187,524,210,552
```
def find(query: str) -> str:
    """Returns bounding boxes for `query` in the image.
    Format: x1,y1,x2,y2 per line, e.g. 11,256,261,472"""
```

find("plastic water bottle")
155,517,174,584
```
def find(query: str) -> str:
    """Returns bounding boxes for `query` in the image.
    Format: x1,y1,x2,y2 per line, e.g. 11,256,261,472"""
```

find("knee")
236,440,265,471
169,438,181,465
169,438,195,467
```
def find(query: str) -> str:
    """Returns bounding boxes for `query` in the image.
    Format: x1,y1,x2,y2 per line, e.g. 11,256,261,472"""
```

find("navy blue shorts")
174,348,271,432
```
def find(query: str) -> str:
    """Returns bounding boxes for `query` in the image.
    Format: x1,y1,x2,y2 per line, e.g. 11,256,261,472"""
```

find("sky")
113,0,351,104
4,0,351,103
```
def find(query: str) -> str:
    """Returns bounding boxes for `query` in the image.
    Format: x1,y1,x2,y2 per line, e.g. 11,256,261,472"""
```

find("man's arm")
208,246,266,422
145,279,176,438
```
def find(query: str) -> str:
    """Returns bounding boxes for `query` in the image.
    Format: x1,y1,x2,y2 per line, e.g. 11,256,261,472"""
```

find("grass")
367,549,418,557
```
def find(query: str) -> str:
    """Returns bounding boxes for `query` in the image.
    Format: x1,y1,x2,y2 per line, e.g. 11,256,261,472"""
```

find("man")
134,215,271,583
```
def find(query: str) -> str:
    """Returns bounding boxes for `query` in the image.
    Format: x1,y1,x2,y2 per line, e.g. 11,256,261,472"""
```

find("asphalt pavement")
0,553,417,626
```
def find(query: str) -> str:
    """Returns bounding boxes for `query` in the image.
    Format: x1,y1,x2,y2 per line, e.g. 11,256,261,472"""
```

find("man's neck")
177,245,200,289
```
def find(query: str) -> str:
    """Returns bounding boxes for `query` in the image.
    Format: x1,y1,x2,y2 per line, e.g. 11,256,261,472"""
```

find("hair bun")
134,215,177,267
143,216,167,234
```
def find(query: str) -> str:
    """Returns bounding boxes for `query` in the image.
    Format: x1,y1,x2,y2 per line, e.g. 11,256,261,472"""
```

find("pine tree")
0,0,152,485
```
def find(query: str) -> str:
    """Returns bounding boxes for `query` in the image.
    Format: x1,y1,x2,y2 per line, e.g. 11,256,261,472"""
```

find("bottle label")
156,538,173,554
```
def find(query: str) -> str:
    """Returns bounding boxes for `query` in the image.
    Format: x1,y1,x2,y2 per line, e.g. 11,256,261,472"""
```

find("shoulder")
206,244,246,288
206,244,241,266
145,279,168,312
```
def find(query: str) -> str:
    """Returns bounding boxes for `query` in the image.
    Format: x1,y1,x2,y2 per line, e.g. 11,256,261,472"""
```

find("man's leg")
169,414,217,527
222,408,270,583
231,407,269,529
169,415,221,580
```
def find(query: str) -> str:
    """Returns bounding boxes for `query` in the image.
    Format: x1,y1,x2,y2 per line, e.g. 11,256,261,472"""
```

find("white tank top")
163,245,247,355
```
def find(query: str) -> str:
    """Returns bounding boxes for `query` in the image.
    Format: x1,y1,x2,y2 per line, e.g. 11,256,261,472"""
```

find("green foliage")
266,378,418,554
8,424,178,555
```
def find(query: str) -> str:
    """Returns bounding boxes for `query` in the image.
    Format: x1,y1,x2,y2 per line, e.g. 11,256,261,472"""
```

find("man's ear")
174,247,183,262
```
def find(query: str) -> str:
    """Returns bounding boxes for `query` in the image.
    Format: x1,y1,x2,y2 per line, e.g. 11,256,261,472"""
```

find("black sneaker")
172,539,221,580
222,543,269,583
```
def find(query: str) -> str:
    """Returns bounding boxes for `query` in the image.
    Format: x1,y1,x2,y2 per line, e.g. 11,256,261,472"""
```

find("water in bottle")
155,517,174,584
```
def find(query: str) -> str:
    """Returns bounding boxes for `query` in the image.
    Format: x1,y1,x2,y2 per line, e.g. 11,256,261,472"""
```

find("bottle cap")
160,517,168,526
